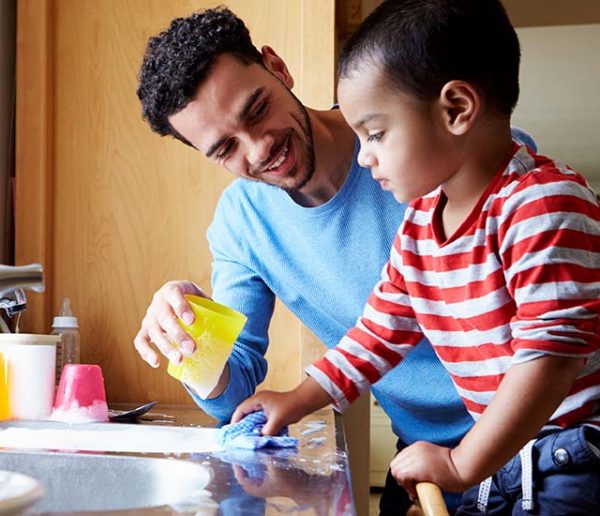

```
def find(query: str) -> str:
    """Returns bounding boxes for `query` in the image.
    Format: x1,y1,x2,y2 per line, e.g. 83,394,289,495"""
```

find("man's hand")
133,280,207,367
390,441,468,499
232,377,334,436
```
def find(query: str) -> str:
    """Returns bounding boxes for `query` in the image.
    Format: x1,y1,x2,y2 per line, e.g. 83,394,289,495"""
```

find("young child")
233,0,600,513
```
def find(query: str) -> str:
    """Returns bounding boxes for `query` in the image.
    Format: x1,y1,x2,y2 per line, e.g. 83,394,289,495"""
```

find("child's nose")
357,146,376,168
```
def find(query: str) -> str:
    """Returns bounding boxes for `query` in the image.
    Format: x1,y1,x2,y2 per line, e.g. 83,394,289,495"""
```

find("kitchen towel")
218,410,298,450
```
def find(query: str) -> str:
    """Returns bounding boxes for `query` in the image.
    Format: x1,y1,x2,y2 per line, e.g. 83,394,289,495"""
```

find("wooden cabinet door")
15,0,335,404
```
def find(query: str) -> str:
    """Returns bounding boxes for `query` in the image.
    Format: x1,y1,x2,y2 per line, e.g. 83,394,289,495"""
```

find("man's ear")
261,46,294,89
438,80,480,135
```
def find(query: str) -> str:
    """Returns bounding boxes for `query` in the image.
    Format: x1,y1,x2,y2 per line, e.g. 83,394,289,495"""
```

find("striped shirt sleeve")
498,170,600,363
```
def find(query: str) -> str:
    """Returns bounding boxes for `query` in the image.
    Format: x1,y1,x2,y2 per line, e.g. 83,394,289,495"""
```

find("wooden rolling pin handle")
416,482,449,516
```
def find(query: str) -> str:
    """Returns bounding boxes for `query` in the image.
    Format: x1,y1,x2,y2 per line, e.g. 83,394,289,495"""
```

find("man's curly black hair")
136,6,263,143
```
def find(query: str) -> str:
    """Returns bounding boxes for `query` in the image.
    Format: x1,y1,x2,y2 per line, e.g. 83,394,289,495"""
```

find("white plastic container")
0,334,60,420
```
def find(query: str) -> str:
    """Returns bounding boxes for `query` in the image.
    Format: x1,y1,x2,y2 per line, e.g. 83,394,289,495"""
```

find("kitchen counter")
123,403,354,515
0,404,354,515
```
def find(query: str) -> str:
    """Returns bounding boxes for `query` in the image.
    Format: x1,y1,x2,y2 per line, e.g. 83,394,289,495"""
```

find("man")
134,6,534,513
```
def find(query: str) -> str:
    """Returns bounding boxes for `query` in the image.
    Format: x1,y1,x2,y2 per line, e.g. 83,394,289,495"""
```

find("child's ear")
261,46,294,89
438,80,480,135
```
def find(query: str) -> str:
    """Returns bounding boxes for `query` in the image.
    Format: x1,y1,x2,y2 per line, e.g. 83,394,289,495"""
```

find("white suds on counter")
0,423,223,454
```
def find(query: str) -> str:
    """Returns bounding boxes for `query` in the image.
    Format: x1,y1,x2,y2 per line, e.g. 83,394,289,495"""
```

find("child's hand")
232,377,334,436
232,390,305,435
390,441,468,498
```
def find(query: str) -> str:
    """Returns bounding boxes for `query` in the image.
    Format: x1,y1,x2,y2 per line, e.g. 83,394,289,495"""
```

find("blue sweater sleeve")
187,185,274,422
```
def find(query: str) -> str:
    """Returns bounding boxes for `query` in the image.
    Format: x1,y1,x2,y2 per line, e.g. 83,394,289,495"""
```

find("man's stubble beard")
283,91,316,194
239,86,316,193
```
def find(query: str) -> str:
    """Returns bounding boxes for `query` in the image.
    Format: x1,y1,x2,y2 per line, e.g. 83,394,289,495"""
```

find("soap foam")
0,424,223,454
50,400,109,423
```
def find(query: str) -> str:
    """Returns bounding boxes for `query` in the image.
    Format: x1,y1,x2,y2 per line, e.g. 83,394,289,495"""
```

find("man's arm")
132,268,275,423
190,242,276,422
133,185,278,422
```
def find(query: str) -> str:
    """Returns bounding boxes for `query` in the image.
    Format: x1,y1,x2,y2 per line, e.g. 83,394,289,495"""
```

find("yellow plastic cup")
0,352,9,420
167,295,247,399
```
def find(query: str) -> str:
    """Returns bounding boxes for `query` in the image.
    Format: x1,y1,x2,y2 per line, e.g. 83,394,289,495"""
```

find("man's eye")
251,100,268,121
216,140,235,159
367,132,384,143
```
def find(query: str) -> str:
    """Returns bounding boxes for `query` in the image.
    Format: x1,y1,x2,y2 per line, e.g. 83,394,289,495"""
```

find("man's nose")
246,132,275,167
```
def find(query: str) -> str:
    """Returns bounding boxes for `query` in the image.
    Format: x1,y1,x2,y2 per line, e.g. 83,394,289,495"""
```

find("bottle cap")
52,298,79,329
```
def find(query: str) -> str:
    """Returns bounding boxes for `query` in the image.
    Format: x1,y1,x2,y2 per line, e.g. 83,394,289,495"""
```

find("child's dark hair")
137,6,262,143
339,0,520,115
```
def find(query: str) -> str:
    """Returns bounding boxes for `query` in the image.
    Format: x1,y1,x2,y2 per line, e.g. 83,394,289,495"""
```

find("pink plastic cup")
51,364,109,423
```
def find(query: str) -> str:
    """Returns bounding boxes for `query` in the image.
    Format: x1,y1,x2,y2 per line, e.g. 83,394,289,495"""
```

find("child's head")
337,0,520,202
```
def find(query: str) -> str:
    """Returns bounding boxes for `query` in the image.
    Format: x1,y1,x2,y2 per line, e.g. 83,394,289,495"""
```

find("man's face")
168,52,315,192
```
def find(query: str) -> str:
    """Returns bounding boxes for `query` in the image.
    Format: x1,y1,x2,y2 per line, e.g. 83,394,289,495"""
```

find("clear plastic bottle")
52,298,81,384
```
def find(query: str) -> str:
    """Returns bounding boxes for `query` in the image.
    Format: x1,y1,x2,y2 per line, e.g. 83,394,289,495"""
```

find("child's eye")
367,132,384,143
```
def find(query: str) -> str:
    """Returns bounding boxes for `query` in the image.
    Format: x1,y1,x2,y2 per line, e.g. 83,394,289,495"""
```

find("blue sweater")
192,131,536,447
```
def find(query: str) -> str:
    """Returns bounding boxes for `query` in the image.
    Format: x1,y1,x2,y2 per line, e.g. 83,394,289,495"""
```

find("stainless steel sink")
0,408,354,515
0,450,216,513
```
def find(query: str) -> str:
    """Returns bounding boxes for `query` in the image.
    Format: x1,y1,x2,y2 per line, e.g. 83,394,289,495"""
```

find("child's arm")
452,355,584,484
233,233,422,432
231,376,333,435
390,354,584,496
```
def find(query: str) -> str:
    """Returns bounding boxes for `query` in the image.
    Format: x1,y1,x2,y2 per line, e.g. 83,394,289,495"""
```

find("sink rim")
0,447,217,513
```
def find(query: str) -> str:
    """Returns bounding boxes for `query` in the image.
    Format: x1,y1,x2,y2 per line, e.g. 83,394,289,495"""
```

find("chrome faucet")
0,264,45,331
0,287,28,317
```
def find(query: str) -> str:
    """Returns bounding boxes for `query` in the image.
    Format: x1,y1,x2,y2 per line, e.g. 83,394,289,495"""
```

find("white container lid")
0,334,61,345
52,298,78,328
52,316,78,328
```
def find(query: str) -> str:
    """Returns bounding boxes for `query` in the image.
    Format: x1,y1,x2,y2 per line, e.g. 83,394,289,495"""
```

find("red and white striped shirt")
307,143,600,428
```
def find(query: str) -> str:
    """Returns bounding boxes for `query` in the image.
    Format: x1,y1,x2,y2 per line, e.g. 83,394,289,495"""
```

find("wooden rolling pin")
406,482,449,516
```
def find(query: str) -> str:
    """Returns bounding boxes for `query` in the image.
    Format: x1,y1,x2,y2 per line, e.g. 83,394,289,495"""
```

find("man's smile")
254,133,294,177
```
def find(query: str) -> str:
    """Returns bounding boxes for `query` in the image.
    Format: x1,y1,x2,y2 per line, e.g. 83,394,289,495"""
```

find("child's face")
338,61,459,203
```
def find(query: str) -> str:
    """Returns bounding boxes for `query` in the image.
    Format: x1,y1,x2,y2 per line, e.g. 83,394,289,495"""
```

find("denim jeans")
458,426,600,515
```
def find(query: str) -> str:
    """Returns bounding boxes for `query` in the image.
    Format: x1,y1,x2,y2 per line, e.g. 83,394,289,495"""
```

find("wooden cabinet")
15,0,335,405
369,394,397,487
15,3,372,512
